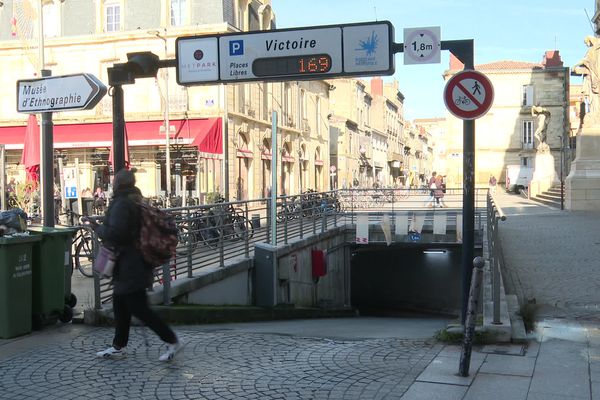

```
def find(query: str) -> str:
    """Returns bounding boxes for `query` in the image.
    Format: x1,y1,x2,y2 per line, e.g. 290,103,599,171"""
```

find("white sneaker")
159,340,183,362
96,346,126,358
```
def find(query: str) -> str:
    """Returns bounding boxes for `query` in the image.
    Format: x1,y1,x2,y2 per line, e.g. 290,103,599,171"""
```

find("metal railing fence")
486,192,507,324
91,187,490,309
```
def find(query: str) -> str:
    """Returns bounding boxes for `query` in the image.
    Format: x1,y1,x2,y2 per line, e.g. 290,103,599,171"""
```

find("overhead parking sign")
443,70,494,120
176,21,394,85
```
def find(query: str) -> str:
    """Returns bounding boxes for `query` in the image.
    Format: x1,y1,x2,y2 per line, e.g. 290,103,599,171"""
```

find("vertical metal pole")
0,145,5,211
461,118,475,324
112,85,126,173
165,70,172,202
41,69,55,227
459,256,485,377
162,263,171,305
222,85,229,200
270,111,278,245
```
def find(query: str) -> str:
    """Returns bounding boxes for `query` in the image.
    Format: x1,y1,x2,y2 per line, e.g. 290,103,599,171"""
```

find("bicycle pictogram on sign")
443,70,494,120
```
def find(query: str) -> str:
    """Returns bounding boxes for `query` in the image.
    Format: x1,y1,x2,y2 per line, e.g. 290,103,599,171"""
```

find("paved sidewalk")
0,317,449,400
2,191,600,399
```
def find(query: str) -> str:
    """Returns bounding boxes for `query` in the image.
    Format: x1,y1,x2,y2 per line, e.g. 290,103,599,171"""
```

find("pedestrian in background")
434,174,447,207
425,171,437,207
93,169,182,362
489,174,497,194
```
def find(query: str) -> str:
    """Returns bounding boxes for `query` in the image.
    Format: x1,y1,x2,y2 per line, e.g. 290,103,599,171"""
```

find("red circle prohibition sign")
444,70,494,120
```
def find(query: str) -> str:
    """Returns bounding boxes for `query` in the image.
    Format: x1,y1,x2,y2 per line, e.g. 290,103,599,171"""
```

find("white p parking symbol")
229,40,244,56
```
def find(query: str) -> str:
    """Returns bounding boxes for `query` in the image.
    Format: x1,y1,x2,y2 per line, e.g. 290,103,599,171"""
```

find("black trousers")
112,290,176,348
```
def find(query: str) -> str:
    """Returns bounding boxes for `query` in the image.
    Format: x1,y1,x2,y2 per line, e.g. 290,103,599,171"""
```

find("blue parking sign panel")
65,186,77,199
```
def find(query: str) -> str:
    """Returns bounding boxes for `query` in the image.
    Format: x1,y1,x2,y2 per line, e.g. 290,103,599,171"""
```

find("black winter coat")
95,187,153,295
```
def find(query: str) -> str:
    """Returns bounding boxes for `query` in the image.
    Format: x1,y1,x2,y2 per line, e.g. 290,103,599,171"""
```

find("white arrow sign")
17,73,107,113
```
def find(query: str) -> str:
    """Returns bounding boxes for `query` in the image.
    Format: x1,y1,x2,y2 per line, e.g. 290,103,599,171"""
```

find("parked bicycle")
57,209,101,278
176,196,254,255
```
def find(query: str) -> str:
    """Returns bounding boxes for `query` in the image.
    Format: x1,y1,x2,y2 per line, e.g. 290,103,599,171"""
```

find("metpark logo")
354,30,379,66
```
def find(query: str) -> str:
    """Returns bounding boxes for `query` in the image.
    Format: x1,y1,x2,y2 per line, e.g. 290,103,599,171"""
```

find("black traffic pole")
41,69,55,227
393,39,475,325
442,40,475,325
108,56,176,178
111,84,126,173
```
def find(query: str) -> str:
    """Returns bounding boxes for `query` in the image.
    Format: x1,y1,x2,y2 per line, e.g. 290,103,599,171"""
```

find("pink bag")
94,245,118,277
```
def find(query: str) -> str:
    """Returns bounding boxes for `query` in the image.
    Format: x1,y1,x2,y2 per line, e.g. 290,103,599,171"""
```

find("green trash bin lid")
29,226,77,236
0,234,41,245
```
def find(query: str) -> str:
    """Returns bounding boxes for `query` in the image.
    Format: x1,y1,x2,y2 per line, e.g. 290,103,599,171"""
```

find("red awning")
0,118,222,154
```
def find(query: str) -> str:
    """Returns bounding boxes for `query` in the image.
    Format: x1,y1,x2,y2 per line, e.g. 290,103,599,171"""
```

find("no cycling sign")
444,70,494,120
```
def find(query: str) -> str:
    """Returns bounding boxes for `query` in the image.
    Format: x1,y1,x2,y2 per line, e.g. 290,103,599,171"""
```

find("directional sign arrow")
17,73,107,113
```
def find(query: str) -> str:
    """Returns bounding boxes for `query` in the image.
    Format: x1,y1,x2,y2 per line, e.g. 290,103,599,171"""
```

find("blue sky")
273,0,593,120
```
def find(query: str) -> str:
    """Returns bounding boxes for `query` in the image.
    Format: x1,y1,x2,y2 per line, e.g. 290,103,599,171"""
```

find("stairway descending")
530,185,563,209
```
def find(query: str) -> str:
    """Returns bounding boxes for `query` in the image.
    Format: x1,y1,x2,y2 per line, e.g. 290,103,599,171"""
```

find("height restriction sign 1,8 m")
443,70,494,120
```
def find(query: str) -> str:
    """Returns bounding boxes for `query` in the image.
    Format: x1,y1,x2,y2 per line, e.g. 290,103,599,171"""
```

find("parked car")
505,165,533,194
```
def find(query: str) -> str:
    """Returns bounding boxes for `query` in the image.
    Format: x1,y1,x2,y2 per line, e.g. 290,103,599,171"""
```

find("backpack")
137,202,178,267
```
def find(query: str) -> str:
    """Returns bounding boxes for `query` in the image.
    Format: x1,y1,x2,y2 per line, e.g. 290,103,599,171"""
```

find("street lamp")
148,29,172,203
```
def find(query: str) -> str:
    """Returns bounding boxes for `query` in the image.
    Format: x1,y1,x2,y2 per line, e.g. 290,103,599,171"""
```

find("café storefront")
0,118,223,203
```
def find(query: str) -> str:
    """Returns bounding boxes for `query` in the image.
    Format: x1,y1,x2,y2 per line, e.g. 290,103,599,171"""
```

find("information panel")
176,21,394,85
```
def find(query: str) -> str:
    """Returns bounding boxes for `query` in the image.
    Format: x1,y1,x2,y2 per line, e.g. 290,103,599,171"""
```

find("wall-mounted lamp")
423,249,447,254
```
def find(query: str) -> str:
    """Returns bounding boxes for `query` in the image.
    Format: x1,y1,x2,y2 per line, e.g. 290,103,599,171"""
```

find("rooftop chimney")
371,77,383,96
449,54,464,71
542,50,563,68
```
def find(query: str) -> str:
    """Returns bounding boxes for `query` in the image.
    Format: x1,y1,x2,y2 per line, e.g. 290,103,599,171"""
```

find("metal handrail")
486,192,507,324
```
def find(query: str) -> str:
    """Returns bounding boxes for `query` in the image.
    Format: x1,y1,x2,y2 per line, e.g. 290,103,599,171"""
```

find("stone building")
328,77,429,189
566,2,600,210
0,0,331,207
443,52,569,194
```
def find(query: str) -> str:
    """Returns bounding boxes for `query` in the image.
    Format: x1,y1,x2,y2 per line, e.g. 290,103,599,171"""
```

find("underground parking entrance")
350,242,474,318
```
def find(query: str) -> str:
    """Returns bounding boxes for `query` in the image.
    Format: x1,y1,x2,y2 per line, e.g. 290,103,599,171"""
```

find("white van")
505,165,534,193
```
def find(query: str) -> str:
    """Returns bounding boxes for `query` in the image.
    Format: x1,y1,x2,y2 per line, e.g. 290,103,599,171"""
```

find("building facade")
443,52,569,191
0,0,332,207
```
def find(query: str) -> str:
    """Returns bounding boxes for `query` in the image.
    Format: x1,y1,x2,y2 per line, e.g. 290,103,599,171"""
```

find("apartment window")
236,84,245,113
105,2,120,32
521,157,532,167
237,0,246,30
522,85,534,106
315,96,321,136
283,83,291,124
42,3,60,37
171,0,187,26
300,90,307,120
522,120,534,149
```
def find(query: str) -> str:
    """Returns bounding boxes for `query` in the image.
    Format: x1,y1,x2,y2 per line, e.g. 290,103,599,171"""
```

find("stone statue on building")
531,105,551,152
572,35,600,125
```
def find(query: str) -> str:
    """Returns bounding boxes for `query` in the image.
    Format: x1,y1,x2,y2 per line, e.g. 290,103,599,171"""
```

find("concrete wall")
254,227,350,308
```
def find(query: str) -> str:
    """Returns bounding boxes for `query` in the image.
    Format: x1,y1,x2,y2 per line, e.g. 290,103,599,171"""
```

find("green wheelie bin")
29,226,76,329
0,234,40,339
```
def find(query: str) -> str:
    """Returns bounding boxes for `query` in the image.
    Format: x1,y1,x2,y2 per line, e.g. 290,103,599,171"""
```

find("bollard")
459,256,485,377
251,213,261,229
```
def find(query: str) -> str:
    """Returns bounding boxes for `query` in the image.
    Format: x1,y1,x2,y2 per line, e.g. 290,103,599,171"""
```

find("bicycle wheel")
176,223,197,256
75,235,96,277
232,215,254,240
198,223,220,248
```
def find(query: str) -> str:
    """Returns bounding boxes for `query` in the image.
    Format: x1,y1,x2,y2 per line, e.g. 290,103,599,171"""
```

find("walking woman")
92,169,182,361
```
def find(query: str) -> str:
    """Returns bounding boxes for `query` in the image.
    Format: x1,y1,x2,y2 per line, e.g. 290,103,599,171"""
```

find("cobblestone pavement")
494,191,600,320
0,323,444,400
